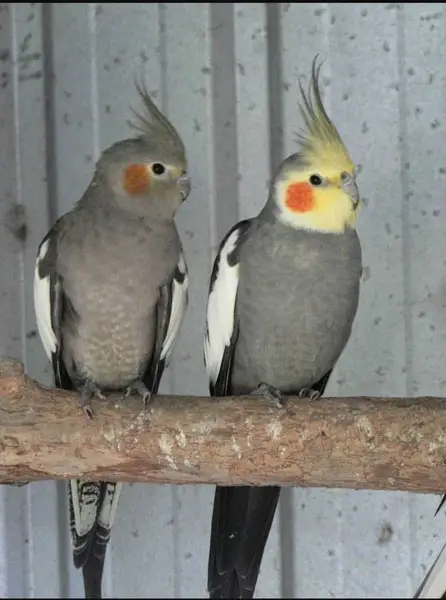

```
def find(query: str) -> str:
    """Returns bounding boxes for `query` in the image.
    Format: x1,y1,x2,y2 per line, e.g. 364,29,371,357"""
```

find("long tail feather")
208,486,281,599
69,480,123,599
207,371,333,599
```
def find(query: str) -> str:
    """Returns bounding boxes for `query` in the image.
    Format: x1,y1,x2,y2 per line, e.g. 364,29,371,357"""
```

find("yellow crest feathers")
297,56,354,173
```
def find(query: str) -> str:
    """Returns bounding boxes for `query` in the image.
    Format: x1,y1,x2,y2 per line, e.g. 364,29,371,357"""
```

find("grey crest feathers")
84,75,190,219
129,76,186,163
91,74,188,179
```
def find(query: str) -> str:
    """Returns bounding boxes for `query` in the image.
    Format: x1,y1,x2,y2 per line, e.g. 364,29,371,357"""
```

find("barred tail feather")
69,480,123,599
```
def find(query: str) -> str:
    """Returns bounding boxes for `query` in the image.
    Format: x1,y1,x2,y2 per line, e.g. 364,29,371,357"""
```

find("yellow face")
275,162,360,234
273,56,361,233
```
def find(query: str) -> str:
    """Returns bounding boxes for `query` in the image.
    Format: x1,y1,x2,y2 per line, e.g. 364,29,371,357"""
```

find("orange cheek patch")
285,182,313,213
123,164,150,195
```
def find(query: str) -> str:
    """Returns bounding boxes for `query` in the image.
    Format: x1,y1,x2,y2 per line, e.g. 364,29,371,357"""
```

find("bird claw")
250,382,286,409
82,403,94,420
80,380,107,419
122,380,152,410
299,387,321,401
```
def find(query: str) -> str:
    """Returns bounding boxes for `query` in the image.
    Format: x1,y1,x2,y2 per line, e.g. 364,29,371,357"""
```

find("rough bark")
0,358,445,494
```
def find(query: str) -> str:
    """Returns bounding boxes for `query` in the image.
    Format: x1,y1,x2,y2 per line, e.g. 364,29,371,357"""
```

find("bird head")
271,57,360,234
94,77,190,220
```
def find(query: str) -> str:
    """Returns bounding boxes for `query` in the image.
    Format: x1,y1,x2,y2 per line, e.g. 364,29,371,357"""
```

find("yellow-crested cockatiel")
203,56,363,598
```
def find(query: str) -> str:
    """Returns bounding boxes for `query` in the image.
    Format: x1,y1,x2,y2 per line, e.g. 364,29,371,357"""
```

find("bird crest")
297,56,354,173
129,75,186,160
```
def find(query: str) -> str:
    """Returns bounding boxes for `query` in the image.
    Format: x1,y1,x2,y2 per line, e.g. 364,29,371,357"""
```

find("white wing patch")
204,226,243,386
33,239,56,360
415,539,446,598
160,252,189,363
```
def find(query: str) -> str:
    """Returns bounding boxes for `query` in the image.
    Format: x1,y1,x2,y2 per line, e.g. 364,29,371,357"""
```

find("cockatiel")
33,80,190,599
203,57,363,599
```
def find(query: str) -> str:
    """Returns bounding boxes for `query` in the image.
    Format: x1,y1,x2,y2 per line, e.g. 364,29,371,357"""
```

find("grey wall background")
0,1,445,597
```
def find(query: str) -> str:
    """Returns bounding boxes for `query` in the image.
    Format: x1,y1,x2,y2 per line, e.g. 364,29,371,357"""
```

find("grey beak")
177,173,191,202
341,177,360,209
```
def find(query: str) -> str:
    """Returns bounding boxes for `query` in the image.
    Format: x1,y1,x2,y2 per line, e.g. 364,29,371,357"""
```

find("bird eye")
152,163,166,176
341,171,350,182
309,174,323,186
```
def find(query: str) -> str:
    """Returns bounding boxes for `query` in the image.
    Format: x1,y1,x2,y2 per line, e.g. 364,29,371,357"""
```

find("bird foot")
299,387,322,401
80,380,106,420
122,380,152,409
250,382,286,409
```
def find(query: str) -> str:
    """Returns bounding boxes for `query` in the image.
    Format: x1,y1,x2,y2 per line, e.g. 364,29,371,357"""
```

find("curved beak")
177,173,191,202
341,177,360,209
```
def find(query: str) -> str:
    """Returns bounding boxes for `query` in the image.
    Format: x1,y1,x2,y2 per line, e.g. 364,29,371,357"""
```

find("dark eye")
341,171,350,181
152,163,166,176
309,174,323,186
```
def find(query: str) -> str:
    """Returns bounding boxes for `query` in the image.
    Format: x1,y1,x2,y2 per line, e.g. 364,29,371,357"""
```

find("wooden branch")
0,358,446,494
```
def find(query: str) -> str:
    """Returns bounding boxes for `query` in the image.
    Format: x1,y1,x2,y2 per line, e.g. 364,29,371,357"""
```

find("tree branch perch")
0,358,445,494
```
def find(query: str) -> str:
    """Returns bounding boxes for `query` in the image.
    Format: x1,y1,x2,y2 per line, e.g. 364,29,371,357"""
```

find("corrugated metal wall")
1,2,445,597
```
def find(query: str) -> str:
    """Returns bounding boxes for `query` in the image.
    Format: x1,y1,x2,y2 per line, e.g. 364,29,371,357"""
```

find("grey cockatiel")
33,80,190,599
203,57,363,599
